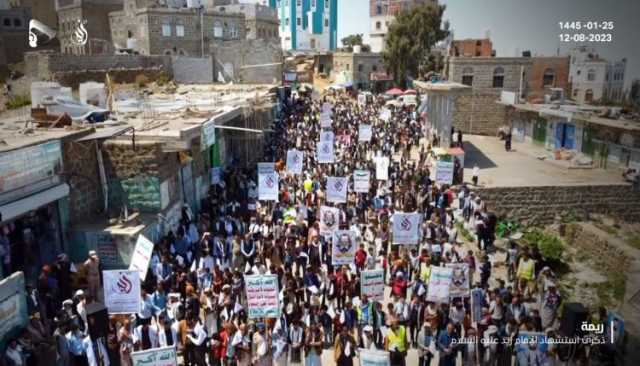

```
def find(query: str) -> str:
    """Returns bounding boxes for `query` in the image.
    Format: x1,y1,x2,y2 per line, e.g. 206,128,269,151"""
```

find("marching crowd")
4,90,623,366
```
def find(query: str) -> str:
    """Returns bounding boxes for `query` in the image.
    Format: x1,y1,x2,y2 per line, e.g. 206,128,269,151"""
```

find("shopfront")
0,140,69,281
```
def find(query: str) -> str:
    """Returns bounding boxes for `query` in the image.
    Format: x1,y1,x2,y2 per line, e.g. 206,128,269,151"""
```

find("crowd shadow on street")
462,141,498,169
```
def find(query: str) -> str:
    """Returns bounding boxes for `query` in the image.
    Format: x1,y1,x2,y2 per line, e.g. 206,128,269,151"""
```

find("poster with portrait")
319,206,341,236
320,113,332,128
360,348,390,366
358,124,373,142
514,332,549,366
435,160,454,185
286,149,304,174
374,156,390,181
426,266,452,304
353,170,371,193
326,176,348,203
317,141,335,163
258,163,279,201
103,270,141,314
331,230,358,265
446,263,470,298
320,131,335,142
391,212,422,245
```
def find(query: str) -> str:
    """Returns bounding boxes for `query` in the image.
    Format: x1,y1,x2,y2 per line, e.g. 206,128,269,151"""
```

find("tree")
341,34,364,48
382,4,448,88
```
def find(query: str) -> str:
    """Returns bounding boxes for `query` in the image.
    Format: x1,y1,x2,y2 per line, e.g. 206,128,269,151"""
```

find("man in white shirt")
186,318,208,365
156,313,177,348
133,322,158,350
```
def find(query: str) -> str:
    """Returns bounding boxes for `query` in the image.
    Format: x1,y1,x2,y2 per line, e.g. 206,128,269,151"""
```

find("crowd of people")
4,89,624,366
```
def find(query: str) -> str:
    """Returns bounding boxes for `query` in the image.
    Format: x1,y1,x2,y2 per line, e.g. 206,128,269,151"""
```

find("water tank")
186,0,201,8
79,82,107,108
353,45,362,53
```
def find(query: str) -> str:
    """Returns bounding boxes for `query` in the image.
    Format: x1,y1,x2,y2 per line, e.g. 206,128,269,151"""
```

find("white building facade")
569,46,626,104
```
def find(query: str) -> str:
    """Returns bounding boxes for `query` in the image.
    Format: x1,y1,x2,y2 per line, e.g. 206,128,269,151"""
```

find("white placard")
360,348,390,366
326,176,348,203
129,234,154,280
375,156,390,181
358,124,373,142
286,149,304,174
210,167,221,185
320,113,332,128
426,266,453,304
361,269,385,301
319,206,340,236
245,274,280,318
379,108,391,122
332,230,357,265
130,346,178,366
103,270,141,314
258,171,279,201
392,212,422,245
257,162,275,175
317,141,335,163
435,160,454,185
320,131,334,142
446,263,470,298
353,170,370,193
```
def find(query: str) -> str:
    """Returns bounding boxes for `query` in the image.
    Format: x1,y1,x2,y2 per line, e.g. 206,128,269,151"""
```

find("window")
358,64,364,72
542,68,555,87
587,69,596,81
376,5,381,15
3,18,10,27
573,89,579,97
605,72,610,82
346,64,350,70
296,0,301,6
213,21,223,38
375,21,381,30
176,25,185,37
585,89,594,102
310,39,316,49
461,67,473,86
325,0,329,8
127,30,133,38
13,18,21,27
372,65,377,72
162,23,171,37
296,17,301,27
476,40,481,46
324,18,328,27
285,18,289,26
492,67,504,88
311,0,316,8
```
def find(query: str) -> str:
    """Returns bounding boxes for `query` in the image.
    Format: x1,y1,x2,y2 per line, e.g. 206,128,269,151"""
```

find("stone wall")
212,38,282,84
558,223,632,274
63,140,103,222
474,184,640,226
25,51,173,80
101,141,180,214
171,56,215,84
453,90,506,135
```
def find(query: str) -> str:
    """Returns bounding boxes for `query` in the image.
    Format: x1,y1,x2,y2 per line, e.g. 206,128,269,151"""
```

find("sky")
338,0,640,88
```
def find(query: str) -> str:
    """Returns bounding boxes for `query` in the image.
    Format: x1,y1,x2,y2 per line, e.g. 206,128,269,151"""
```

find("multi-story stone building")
447,56,532,135
369,0,437,53
268,0,337,51
449,38,494,57
109,0,245,56
0,5,31,63
213,2,278,40
569,46,626,104
11,0,57,29
56,0,123,55
332,51,389,91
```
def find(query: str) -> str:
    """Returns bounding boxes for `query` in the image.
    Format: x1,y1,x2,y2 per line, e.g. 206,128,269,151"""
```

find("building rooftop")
413,80,471,92
510,103,640,132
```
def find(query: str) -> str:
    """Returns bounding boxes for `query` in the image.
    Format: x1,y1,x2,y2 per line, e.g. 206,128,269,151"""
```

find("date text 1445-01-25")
558,21,614,31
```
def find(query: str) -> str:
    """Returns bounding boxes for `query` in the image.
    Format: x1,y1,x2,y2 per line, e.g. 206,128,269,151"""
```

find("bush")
6,94,31,109
523,229,564,261
135,74,150,88
496,220,520,238
156,72,171,86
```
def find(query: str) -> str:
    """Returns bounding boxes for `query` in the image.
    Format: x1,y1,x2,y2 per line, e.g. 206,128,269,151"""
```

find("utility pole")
200,5,205,58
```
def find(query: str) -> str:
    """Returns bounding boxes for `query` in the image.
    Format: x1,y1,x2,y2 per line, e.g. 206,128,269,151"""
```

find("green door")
533,118,547,145
581,126,595,156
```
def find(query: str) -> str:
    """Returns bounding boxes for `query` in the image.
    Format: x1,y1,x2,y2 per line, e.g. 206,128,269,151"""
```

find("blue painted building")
268,0,337,51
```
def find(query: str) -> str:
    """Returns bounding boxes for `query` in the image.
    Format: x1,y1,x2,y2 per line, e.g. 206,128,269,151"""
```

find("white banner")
353,170,370,193
360,348,390,366
320,113,332,128
326,176,348,203
446,263,470,298
130,346,178,366
379,108,391,122
320,131,334,142
319,206,340,236
129,234,154,280
358,124,373,142
426,266,453,304
245,274,280,318
322,102,333,115
332,230,357,265
375,156,389,181
361,269,385,301
286,149,304,174
317,141,335,163
103,270,141,314
258,172,279,201
435,160,454,185
257,162,275,175
392,212,422,245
